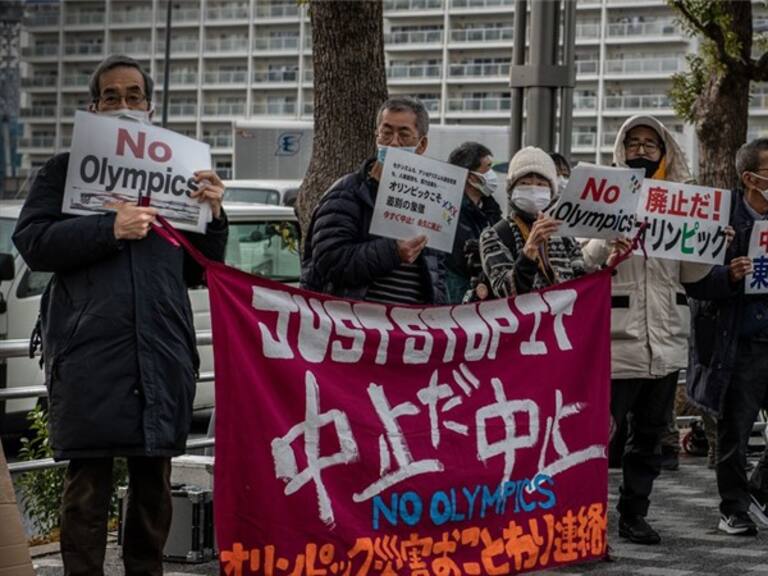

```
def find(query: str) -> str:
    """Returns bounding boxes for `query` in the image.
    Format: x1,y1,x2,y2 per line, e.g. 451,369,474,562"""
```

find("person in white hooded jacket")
583,115,712,545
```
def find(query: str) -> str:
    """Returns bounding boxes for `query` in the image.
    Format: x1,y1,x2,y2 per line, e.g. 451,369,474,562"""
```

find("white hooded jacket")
582,115,711,380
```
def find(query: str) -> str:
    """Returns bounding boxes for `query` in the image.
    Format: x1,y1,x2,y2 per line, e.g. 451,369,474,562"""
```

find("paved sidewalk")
29,453,768,575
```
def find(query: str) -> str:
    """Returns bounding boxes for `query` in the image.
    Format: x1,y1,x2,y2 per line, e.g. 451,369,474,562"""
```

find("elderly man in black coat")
12,55,228,576
301,96,445,305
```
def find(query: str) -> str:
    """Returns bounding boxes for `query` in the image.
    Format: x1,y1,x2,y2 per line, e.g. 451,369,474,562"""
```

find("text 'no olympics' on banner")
549,163,644,240
63,110,212,233
369,147,467,253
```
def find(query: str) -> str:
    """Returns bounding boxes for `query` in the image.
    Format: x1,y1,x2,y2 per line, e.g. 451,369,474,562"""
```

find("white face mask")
469,169,499,197
751,172,768,201
557,176,569,196
511,185,552,215
377,145,418,164
98,107,153,125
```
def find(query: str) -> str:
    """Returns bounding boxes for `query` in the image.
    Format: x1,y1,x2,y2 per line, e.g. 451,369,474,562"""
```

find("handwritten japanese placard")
746,221,768,294
635,179,731,264
370,147,467,253
549,163,644,240
206,253,612,575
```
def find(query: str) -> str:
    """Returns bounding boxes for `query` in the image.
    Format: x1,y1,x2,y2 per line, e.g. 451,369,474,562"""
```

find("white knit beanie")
506,146,558,193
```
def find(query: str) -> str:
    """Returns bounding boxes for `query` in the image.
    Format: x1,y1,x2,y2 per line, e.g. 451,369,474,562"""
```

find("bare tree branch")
671,0,741,71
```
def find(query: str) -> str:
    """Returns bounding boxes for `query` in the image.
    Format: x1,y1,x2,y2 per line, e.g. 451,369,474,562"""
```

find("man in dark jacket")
685,137,768,537
12,55,228,575
301,96,445,304
444,142,502,303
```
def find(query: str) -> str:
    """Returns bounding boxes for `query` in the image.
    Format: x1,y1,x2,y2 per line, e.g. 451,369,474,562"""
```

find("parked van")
223,179,302,207
0,201,301,433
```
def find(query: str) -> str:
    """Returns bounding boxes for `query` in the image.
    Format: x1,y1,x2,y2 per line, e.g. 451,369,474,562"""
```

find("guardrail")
1,331,215,474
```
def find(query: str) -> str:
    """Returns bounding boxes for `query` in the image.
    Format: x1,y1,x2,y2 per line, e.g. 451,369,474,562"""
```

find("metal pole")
558,0,576,159
526,0,557,151
509,0,527,155
161,1,172,127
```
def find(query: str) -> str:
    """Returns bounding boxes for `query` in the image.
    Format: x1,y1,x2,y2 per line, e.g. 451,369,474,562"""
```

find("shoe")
749,493,768,527
718,512,758,536
618,515,661,545
660,446,679,471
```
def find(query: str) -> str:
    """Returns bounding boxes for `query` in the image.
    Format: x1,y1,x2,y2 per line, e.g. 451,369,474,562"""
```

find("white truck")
0,201,301,433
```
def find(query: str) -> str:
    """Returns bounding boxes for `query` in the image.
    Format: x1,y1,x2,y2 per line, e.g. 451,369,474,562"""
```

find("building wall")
18,0,768,178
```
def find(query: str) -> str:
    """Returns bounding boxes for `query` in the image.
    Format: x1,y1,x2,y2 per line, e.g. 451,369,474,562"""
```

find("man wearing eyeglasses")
301,96,445,304
582,115,713,545
12,55,228,575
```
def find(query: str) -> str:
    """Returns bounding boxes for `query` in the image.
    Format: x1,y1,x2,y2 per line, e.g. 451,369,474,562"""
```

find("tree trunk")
690,0,752,189
295,0,388,240
693,72,750,189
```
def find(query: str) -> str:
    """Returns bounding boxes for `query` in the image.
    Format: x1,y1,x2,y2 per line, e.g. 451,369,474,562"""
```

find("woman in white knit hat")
477,146,594,298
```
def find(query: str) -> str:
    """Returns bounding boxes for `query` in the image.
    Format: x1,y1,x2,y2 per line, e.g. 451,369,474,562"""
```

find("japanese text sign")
746,221,768,294
64,111,212,233
549,163,644,240
370,148,467,253
207,258,612,575
635,179,731,265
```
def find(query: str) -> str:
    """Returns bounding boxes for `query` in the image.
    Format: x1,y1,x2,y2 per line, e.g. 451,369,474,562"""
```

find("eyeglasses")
97,92,148,109
625,139,660,153
377,127,420,147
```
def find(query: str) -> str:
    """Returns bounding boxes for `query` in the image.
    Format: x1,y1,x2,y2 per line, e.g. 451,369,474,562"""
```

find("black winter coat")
684,190,752,416
302,159,445,304
12,153,228,460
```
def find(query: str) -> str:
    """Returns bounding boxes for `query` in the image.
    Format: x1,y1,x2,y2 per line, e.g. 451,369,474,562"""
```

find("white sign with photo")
63,110,212,233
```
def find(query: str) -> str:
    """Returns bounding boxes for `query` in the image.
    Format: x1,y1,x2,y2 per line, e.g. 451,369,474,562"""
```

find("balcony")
451,0,513,8
385,0,443,11
576,23,601,40
750,94,768,109
206,5,249,20
572,132,597,148
164,103,198,117
19,136,56,148
448,62,509,79
253,69,300,83
21,45,59,58
111,41,152,55
202,134,233,148
205,70,248,84
575,60,599,75
303,102,314,115
447,97,510,113
156,40,200,55
111,10,153,25
255,3,301,18
164,72,199,86
64,43,105,57
386,30,443,46
62,75,92,88
450,27,513,43
203,102,247,116
20,107,57,119
21,76,58,88
422,99,440,113
387,64,442,80
607,20,681,39
158,7,200,23
603,93,672,111
573,95,597,110
65,12,105,26
24,13,60,27
253,36,301,51
205,38,249,53
252,101,298,115
603,57,684,76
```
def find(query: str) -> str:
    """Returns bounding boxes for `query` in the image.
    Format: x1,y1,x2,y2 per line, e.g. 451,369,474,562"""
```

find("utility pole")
508,0,576,157
0,1,21,194
161,2,172,128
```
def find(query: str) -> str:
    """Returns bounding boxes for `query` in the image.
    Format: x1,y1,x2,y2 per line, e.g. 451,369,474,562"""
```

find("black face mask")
626,157,662,179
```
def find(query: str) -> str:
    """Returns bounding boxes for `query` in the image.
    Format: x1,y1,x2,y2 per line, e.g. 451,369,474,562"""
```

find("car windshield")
0,217,17,256
225,220,301,282
225,188,281,205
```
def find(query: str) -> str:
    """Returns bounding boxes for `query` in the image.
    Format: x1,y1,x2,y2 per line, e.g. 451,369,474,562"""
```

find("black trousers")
717,339,768,515
60,456,172,576
611,371,678,518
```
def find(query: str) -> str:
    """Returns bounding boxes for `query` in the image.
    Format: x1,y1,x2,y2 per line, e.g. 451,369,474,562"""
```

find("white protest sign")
64,110,212,233
635,179,731,265
370,147,467,253
746,221,768,294
549,163,644,240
